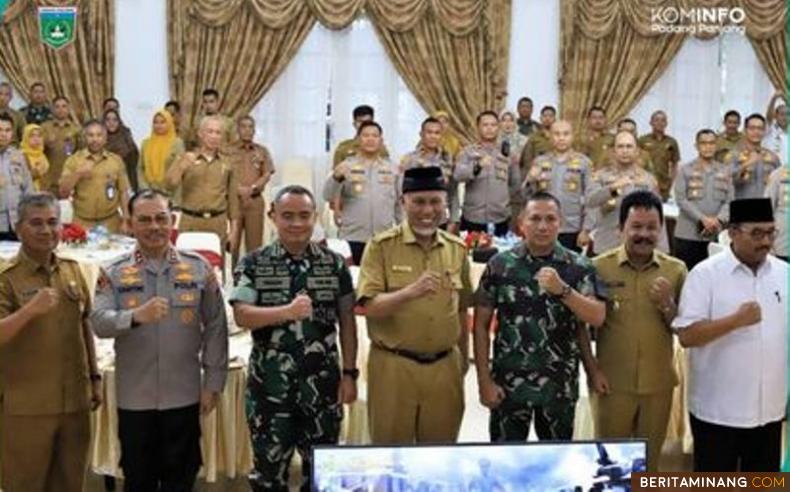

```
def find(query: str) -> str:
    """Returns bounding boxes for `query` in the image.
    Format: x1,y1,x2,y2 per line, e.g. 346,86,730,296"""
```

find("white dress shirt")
673,247,787,428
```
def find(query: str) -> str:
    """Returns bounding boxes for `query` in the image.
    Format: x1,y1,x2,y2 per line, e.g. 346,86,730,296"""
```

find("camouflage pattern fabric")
229,241,353,491
475,242,603,440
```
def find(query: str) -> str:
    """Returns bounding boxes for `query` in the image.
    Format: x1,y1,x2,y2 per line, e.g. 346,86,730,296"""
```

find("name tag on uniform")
306,277,339,289
255,277,291,290
392,265,413,272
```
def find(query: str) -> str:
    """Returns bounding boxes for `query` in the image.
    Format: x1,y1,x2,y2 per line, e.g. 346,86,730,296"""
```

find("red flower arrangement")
463,231,493,250
61,223,88,245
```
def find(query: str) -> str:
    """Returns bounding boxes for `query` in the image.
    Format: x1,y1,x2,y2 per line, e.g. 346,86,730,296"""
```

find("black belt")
375,343,450,364
181,208,226,219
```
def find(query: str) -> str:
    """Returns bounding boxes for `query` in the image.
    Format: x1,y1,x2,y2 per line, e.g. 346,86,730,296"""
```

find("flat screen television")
312,439,646,492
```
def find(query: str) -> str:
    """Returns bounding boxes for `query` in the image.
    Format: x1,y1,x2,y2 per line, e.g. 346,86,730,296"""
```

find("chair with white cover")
175,232,224,281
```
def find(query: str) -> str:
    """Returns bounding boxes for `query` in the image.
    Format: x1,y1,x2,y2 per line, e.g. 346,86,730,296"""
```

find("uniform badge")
181,309,195,324
124,296,139,308
175,272,194,282
120,275,142,285
352,183,364,194
179,292,196,303
566,181,578,192
175,262,192,272
392,265,413,272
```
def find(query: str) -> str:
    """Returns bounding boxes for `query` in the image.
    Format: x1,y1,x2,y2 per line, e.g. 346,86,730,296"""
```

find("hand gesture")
333,161,350,180
479,378,506,409
535,267,566,296
288,294,313,321
200,389,219,415
701,217,721,234
337,377,358,405
577,230,591,248
132,297,169,324
25,288,58,317
610,176,632,192
588,367,611,395
406,271,442,298
648,276,674,307
733,301,761,328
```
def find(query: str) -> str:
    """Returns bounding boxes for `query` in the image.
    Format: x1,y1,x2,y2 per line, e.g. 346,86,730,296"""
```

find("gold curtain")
560,0,788,130
0,0,114,121
371,1,510,142
168,0,510,142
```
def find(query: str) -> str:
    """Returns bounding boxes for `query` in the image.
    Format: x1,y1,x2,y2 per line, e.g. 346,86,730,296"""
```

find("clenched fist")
25,288,58,317
132,297,170,324
288,294,313,321
648,276,674,306
733,301,761,328
535,267,567,296
406,271,442,298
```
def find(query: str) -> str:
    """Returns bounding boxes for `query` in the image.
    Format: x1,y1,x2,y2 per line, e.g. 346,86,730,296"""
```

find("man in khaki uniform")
518,106,556,177
639,111,681,201
715,110,743,162
59,120,130,233
0,82,25,144
764,165,788,262
185,89,235,150
166,114,241,251
357,166,472,443
41,96,82,195
592,190,687,472
576,106,615,170
0,192,101,492
227,116,274,267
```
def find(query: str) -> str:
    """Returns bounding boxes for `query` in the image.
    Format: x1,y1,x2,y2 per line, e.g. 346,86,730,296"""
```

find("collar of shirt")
196,151,219,163
615,245,660,271
270,240,322,261
417,146,440,159
722,245,774,278
512,241,572,265
132,246,180,270
52,119,72,129
401,221,447,250
14,248,60,276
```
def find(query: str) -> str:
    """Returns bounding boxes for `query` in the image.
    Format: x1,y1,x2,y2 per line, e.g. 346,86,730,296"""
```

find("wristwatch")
342,368,360,380
558,283,573,299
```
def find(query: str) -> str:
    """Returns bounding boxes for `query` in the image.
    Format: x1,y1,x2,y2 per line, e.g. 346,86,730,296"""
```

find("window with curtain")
629,33,774,163
251,16,426,200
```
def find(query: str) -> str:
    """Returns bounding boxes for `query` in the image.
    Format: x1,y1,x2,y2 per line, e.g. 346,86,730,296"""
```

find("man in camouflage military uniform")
639,110,681,201
230,185,358,492
323,121,400,265
522,120,593,252
454,110,520,237
473,192,606,441
585,131,663,256
576,106,615,170
715,110,743,162
724,113,780,200
518,106,557,178
673,129,733,270
399,116,459,232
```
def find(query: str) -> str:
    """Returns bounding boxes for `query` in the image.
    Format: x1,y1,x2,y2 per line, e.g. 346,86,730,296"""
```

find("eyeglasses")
738,227,777,241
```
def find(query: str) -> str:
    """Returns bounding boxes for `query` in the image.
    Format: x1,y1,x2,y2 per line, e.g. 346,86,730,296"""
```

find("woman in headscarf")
138,109,184,193
432,110,463,160
20,124,49,191
497,110,527,167
103,108,140,191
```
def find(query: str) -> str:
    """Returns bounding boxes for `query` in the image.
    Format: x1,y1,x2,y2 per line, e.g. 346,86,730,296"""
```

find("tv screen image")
312,440,646,492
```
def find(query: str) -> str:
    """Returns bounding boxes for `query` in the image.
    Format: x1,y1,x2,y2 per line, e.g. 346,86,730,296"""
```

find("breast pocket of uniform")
494,162,509,181
686,178,704,201
563,169,582,194
713,175,730,202
349,172,366,196
387,267,416,292
172,288,201,326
